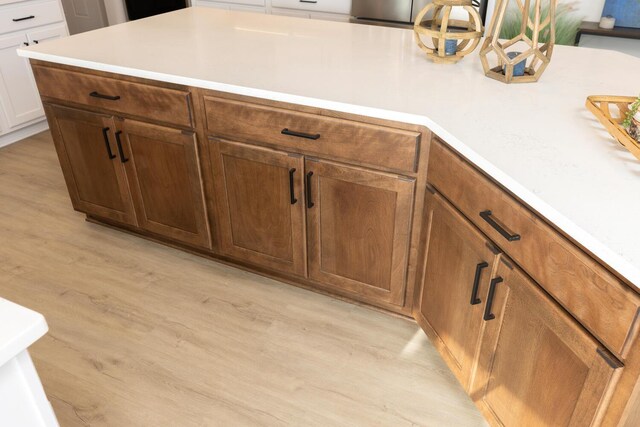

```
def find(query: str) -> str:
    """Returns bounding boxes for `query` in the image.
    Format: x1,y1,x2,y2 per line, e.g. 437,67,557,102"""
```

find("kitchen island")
17,7,640,426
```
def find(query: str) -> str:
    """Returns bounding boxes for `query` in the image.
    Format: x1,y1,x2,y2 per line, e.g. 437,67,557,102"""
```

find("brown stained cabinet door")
305,159,414,306
416,192,500,391
45,104,136,226
472,259,623,427
209,140,306,276
116,119,211,249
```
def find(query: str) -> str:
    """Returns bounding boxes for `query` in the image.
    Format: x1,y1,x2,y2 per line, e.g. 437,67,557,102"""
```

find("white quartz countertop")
17,8,640,289
0,298,48,366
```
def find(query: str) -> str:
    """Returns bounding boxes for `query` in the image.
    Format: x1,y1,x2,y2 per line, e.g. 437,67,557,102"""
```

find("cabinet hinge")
596,348,623,369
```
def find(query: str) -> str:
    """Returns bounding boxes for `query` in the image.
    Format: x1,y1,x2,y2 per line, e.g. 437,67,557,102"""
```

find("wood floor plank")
0,131,486,426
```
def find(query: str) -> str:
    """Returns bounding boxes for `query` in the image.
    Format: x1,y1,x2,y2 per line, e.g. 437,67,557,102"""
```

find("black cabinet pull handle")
90,91,121,101
300,0,318,3
33,40,39,44
470,261,489,305
483,277,503,321
305,171,314,208
281,128,321,140
289,168,297,205
101,127,116,160
23,42,29,46
13,15,35,22
480,210,521,242
114,131,128,163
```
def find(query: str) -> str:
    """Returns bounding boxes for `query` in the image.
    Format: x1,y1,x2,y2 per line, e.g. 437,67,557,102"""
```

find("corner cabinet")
472,259,622,426
416,191,500,390
416,139,640,427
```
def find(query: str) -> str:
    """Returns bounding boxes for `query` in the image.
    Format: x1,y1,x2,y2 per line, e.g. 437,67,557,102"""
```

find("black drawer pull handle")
281,128,320,140
470,261,488,305
305,171,314,208
483,277,503,321
13,15,35,22
480,210,521,242
23,42,29,46
101,127,116,160
289,168,297,205
300,0,318,3
90,91,121,101
33,40,39,44
114,131,128,163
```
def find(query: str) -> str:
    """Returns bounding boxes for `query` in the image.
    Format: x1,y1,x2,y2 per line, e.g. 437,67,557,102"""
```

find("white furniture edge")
0,119,48,149
0,298,48,367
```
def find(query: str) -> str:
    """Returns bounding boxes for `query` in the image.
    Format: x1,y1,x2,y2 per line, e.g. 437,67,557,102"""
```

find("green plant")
623,96,640,130
499,1,584,46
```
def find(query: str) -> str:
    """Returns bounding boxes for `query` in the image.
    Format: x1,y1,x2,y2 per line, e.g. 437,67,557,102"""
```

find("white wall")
104,0,127,25
485,0,606,25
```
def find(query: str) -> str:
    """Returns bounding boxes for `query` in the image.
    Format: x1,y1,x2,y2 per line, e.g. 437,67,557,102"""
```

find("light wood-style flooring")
0,131,486,426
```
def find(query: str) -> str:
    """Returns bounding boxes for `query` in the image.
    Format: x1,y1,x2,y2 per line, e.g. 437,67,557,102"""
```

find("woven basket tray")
586,95,640,160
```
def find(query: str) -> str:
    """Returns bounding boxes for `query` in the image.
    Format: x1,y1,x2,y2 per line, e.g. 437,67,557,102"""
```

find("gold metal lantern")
413,0,483,64
479,0,556,83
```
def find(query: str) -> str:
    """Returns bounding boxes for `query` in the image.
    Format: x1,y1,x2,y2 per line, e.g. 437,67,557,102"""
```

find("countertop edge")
17,48,640,291
0,298,49,367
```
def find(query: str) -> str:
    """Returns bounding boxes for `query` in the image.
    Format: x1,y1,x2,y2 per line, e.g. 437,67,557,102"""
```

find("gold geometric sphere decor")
480,0,556,83
414,0,484,64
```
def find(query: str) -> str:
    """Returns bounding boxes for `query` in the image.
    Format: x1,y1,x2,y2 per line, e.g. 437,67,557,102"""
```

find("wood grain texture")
118,119,211,249
208,139,307,276
416,192,501,391
0,131,487,427
203,96,420,174
32,64,193,128
428,138,640,358
44,103,137,227
306,159,414,306
471,259,622,427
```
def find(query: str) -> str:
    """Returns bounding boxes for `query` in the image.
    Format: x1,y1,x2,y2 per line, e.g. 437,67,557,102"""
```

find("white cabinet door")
0,32,43,129
27,23,67,45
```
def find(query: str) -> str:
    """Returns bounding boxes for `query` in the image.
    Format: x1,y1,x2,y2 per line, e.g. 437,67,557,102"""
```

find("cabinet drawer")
0,0,63,35
204,96,420,173
428,138,640,358
271,0,351,14
32,65,193,128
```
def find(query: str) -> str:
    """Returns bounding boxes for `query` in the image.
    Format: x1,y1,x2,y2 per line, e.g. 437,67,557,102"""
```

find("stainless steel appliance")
351,0,488,27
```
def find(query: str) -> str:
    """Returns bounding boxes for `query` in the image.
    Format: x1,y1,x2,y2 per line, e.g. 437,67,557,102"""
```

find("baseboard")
0,121,49,149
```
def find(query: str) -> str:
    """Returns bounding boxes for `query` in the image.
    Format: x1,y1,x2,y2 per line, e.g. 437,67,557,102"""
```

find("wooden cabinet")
117,119,211,249
306,159,414,306
45,104,137,226
208,139,306,275
416,191,500,390
46,104,210,248
472,260,623,427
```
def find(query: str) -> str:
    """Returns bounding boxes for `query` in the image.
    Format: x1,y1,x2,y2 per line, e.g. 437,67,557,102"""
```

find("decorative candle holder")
414,0,483,64
479,0,556,83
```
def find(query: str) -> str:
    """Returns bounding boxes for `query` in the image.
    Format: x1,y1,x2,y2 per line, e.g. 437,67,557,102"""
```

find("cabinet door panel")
209,139,306,276
416,192,500,390
119,120,210,249
306,159,414,306
45,104,136,225
0,33,42,128
473,261,623,427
